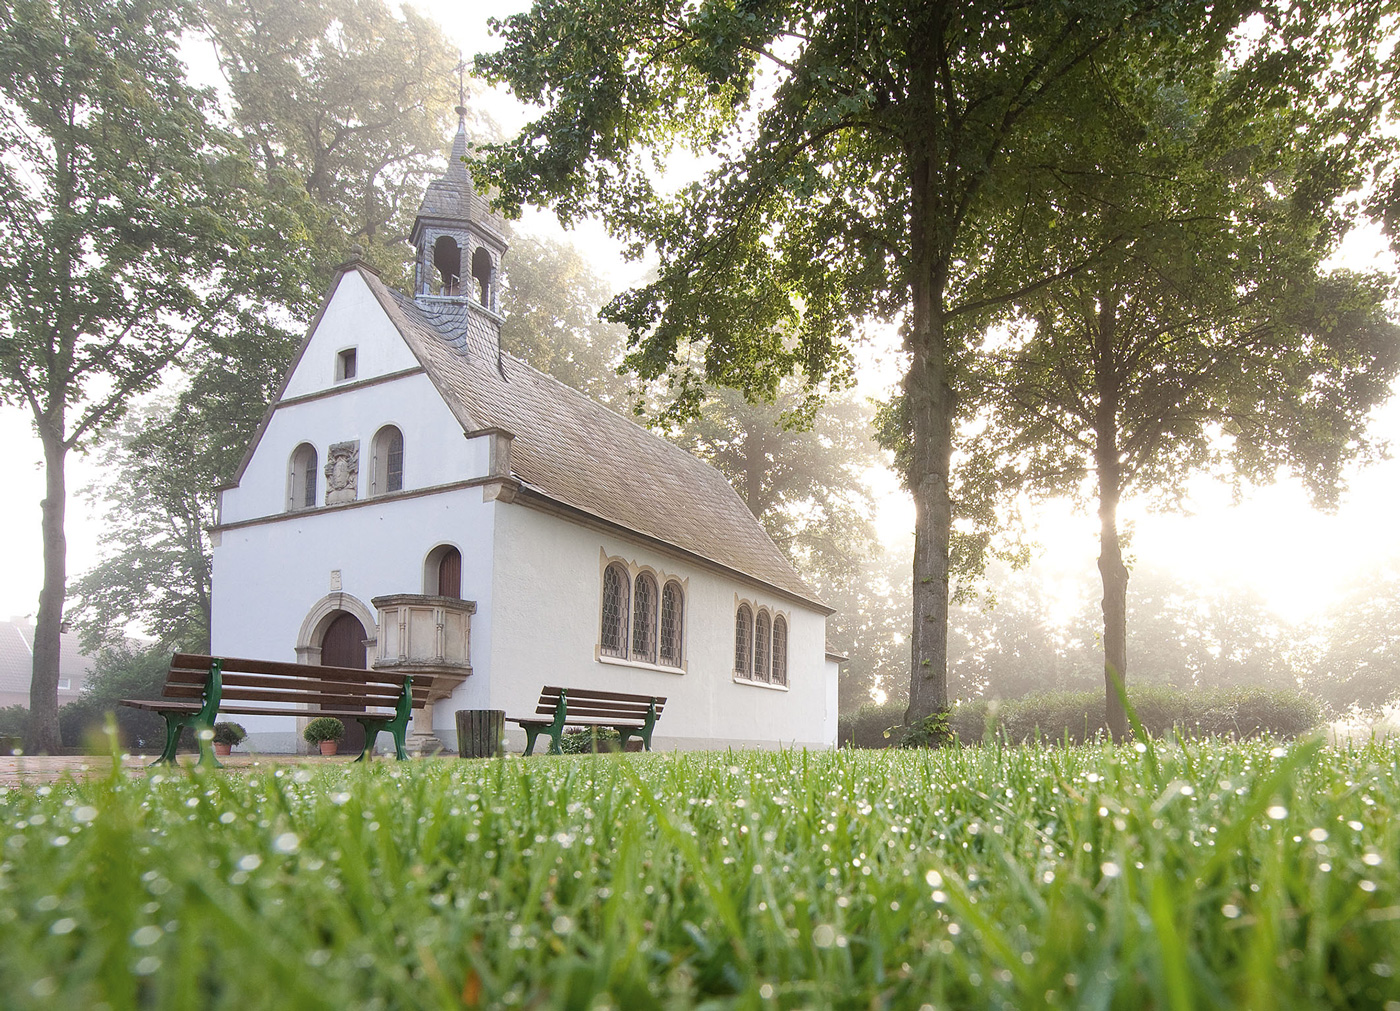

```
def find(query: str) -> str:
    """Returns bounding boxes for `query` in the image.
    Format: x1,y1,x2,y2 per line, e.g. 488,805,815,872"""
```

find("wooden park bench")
120,653,432,767
507,686,666,756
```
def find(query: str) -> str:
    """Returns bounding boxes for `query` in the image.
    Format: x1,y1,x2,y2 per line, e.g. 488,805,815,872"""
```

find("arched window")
434,235,462,295
288,443,317,511
659,581,684,668
771,616,788,686
600,563,630,658
734,604,753,678
632,573,658,663
472,247,494,307
371,425,404,495
755,610,771,683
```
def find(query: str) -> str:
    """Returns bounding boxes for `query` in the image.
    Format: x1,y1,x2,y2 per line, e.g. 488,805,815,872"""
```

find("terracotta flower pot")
213,743,232,757
319,741,338,757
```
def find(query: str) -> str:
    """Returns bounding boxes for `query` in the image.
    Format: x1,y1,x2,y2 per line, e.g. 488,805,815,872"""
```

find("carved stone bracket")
372,593,476,753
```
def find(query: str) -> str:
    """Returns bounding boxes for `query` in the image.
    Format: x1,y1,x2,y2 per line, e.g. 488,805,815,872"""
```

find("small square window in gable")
335,347,357,382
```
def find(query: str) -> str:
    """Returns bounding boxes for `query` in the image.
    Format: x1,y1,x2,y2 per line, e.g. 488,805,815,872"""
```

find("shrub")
303,717,345,744
212,722,247,746
560,727,622,754
843,685,1323,748
837,701,904,749
0,705,28,738
59,645,173,751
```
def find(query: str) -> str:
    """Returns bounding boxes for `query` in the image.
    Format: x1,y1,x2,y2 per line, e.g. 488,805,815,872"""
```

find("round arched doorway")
320,610,368,754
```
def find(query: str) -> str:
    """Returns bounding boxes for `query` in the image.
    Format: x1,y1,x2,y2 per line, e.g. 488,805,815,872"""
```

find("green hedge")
840,685,1322,748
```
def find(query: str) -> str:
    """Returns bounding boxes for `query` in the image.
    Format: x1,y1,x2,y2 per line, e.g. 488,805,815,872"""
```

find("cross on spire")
454,56,468,118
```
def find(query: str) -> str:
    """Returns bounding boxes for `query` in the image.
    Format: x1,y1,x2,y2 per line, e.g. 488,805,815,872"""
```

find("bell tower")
410,75,508,315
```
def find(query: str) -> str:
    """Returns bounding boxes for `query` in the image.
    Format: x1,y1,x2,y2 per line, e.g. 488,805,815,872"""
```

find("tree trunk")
904,152,954,726
27,425,67,754
1093,294,1130,741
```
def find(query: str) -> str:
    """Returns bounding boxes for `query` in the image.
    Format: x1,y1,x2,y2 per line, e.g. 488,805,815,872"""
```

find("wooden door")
438,547,462,598
320,611,367,754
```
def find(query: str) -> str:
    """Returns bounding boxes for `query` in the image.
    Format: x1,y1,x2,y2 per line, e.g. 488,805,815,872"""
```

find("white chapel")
210,112,840,754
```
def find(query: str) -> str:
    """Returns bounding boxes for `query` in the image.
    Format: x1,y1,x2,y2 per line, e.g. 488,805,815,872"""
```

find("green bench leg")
523,726,542,756
354,718,410,762
151,713,222,769
151,714,184,766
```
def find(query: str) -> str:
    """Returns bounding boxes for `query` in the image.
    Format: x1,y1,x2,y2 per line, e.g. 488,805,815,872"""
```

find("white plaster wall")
282,271,420,400
211,487,498,753
222,373,483,525
487,504,833,750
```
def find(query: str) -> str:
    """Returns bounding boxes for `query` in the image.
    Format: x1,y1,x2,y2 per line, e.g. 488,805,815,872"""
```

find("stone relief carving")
325,440,359,505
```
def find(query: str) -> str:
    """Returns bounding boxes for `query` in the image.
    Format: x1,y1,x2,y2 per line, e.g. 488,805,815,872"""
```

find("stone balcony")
371,593,476,752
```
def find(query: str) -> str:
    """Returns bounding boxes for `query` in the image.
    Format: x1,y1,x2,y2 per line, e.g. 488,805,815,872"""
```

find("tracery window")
755,610,771,683
771,616,788,686
600,562,684,669
659,581,684,667
288,443,318,511
734,604,753,678
600,562,630,658
632,573,658,664
734,603,790,688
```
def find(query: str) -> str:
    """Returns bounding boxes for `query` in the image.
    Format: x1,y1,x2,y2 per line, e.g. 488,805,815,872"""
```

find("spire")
409,65,508,312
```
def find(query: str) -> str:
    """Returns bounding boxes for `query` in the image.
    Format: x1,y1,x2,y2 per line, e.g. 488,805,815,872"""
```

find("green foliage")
303,717,345,744
212,722,247,746
558,727,622,754
201,0,470,284
894,709,955,749
843,685,1321,748
1,744,1398,1006
58,645,173,752
0,706,28,738
498,232,635,404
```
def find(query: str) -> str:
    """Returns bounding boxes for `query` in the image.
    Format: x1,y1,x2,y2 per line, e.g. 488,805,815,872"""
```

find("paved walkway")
0,752,360,787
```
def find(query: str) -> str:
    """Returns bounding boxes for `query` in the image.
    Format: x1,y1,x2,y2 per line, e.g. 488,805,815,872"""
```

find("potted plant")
211,721,247,757
304,716,346,756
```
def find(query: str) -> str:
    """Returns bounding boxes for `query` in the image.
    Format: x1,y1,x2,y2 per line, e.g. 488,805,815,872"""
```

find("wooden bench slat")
535,702,660,720
123,700,409,720
537,686,667,706
168,662,416,690
161,685,424,710
172,653,398,682
165,670,427,700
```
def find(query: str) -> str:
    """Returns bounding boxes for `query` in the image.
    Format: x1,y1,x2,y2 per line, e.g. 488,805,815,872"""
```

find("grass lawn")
0,737,1397,1009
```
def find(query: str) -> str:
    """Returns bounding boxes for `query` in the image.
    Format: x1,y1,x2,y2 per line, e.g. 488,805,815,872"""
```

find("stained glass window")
660,581,684,667
771,616,788,686
734,604,753,678
755,611,771,683
600,563,629,657
632,573,658,663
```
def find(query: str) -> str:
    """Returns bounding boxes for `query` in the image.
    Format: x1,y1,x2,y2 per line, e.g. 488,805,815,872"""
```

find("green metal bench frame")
515,687,663,755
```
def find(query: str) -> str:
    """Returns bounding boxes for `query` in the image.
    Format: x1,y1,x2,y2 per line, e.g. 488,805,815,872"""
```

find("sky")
1,1,1398,634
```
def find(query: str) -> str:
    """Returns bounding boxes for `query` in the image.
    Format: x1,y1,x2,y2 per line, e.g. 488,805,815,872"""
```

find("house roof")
351,267,828,611
0,620,97,697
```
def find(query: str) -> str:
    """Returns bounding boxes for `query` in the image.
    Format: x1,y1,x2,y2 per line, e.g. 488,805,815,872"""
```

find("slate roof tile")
358,268,825,610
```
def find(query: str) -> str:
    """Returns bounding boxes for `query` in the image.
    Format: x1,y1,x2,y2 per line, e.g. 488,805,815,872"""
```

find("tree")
476,0,1267,728
970,50,1400,735
201,0,472,282
0,0,291,752
669,385,909,705
498,233,634,404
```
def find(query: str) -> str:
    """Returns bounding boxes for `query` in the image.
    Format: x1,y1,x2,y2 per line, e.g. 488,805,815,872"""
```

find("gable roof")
346,266,827,611
0,619,97,697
